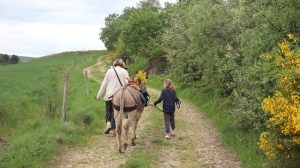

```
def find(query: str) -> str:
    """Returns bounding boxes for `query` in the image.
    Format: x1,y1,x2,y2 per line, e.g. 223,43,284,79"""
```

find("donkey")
111,83,145,153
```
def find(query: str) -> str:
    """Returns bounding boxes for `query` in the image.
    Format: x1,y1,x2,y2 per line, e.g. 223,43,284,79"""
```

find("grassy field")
0,51,107,168
148,75,265,168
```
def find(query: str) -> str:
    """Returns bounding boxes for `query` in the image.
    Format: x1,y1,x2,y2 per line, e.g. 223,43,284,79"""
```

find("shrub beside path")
50,58,241,168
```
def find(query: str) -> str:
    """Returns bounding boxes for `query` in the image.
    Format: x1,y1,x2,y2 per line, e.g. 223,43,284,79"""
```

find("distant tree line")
0,53,20,65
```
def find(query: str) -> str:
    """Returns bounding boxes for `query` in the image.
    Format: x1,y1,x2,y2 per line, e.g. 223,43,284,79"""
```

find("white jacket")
97,66,129,101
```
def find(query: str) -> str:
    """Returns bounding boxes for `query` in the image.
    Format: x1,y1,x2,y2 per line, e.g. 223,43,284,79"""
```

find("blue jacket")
154,88,179,113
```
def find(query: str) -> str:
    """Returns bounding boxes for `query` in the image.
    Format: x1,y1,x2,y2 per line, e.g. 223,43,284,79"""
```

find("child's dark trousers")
164,113,175,133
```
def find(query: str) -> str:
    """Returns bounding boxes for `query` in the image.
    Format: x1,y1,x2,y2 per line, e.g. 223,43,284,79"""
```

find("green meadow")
0,51,106,168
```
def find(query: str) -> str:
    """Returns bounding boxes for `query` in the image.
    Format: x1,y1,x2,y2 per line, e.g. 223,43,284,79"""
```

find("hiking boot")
164,134,171,139
104,122,112,134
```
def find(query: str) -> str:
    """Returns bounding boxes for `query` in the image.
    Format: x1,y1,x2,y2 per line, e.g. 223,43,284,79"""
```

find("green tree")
138,0,161,11
100,1,169,72
10,55,20,64
100,13,122,51
121,7,164,57
0,54,10,65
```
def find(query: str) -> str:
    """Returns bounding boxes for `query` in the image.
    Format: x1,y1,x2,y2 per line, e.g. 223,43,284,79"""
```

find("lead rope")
149,101,181,113
176,100,181,109
148,104,164,113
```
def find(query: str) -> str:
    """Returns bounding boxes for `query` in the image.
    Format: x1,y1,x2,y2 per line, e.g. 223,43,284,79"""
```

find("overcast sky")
0,0,176,57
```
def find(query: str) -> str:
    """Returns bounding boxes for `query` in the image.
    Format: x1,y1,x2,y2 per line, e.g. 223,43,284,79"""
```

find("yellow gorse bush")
259,34,300,158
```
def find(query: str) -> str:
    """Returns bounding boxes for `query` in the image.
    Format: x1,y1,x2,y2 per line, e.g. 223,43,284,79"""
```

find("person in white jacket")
96,59,129,134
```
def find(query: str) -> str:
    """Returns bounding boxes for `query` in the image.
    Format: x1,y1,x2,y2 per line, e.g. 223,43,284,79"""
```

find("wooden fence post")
61,75,69,121
85,71,89,95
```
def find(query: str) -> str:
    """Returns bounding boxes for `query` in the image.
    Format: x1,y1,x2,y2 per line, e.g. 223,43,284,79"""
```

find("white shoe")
164,134,171,139
106,122,111,129
170,130,176,136
104,122,112,134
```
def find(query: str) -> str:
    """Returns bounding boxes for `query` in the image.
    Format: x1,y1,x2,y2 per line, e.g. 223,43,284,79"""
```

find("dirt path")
83,57,106,83
50,58,241,168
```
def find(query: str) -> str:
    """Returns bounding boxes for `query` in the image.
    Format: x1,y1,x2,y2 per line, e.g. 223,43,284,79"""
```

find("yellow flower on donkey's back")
136,70,148,84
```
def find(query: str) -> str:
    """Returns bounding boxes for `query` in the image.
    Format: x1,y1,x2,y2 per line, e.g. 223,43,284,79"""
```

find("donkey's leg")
131,111,139,146
114,111,123,153
133,112,142,139
123,115,132,150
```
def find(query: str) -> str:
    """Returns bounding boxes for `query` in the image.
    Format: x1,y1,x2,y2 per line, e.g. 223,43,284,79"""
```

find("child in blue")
154,79,180,139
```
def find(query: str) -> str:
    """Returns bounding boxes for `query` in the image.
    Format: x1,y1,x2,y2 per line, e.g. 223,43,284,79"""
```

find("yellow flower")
136,70,148,84
288,33,294,40
293,137,300,144
263,54,272,61
258,132,277,158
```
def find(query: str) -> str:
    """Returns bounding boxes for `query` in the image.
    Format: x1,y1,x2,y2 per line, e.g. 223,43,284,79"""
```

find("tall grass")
0,51,106,168
149,75,265,168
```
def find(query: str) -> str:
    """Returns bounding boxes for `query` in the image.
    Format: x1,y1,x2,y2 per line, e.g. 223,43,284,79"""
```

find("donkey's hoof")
131,141,136,146
124,143,128,150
